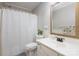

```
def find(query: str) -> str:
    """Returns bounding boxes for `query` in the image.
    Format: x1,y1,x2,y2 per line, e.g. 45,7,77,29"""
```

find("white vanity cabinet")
37,43,63,56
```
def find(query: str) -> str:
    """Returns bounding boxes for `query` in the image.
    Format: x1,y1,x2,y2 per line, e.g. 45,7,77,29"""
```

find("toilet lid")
25,43,37,49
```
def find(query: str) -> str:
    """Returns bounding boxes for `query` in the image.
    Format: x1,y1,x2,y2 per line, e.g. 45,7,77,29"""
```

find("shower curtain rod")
1,3,31,12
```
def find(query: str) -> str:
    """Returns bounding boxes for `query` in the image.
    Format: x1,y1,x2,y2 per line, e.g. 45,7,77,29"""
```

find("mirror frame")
50,2,79,39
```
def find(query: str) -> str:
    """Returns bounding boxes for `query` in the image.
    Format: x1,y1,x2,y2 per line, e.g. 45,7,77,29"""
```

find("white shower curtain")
1,8,37,56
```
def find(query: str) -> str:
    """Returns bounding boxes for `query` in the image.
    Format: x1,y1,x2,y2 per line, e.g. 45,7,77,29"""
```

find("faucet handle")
56,37,61,41
60,38,65,42
55,37,65,42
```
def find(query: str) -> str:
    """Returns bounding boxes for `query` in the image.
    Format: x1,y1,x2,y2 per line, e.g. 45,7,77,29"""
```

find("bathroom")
0,1,79,57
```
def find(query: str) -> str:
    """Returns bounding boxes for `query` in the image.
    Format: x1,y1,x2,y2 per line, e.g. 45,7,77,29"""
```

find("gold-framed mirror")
50,2,79,38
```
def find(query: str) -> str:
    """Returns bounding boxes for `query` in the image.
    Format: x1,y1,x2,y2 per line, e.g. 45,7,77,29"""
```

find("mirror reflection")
51,2,76,36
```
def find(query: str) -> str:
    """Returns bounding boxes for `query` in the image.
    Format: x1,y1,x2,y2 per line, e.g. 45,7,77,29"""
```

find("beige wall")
32,2,52,37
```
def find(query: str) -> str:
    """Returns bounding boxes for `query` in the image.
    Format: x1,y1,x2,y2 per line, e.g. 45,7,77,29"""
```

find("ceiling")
53,2,75,11
4,2,41,12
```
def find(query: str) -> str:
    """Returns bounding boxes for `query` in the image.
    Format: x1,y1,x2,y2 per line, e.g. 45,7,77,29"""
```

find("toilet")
25,35,44,56
25,42,37,56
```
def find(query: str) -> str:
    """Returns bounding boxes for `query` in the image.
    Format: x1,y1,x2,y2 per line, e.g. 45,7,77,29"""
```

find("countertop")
36,37,79,56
